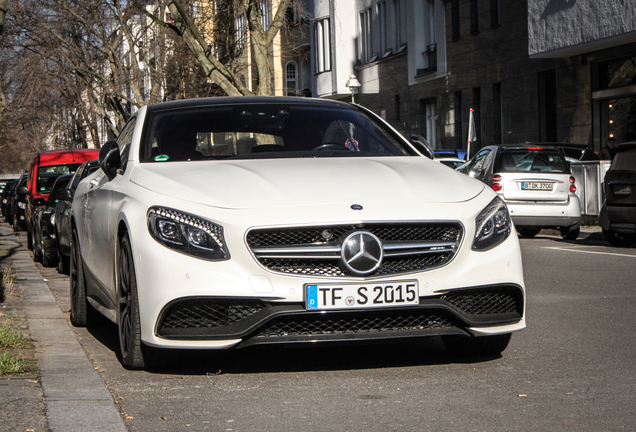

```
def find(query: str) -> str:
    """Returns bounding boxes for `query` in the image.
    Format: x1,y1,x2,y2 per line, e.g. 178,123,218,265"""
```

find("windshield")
495,149,569,174
140,104,414,162
37,164,81,194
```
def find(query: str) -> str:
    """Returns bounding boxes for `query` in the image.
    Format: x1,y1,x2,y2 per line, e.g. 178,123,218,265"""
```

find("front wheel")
603,229,636,247
442,333,512,356
70,229,96,327
117,233,149,370
517,228,541,238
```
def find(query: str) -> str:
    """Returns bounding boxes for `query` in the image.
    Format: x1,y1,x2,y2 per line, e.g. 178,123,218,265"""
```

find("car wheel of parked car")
12,214,20,232
57,241,69,275
117,232,149,370
41,238,57,267
602,229,636,248
442,333,512,356
560,224,580,240
517,228,541,238
70,229,95,327
33,235,42,263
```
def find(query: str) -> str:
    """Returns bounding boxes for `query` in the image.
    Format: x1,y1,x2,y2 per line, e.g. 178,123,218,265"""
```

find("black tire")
12,214,20,232
442,333,512,356
117,233,149,370
33,232,42,263
58,243,70,275
517,228,541,238
560,224,580,240
27,228,34,251
41,238,58,267
602,229,636,248
70,229,96,327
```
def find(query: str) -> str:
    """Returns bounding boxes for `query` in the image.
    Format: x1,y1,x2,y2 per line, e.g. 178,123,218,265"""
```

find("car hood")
129,157,484,210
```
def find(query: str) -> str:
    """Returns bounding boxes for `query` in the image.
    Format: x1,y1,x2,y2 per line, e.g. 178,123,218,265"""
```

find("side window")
117,118,136,172
469,149,491,178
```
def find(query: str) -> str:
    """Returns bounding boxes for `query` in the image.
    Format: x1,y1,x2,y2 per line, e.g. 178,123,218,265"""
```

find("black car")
1,179,17,218
54,160,99,273
8,174,29,231
33,174,73,266
599,142,636,247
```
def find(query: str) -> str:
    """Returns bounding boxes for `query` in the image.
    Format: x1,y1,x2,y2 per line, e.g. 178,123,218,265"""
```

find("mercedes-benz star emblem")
341,231,383,276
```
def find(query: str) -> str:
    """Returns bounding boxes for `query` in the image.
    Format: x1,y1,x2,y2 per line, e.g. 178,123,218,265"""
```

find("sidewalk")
0,221,127,432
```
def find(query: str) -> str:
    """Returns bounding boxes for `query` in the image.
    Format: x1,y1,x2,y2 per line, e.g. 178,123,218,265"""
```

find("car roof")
616,142,636,152
146,96,353,113
37,149,100,166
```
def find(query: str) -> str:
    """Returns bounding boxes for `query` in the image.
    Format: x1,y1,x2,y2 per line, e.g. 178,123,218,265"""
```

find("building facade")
311,0,636,156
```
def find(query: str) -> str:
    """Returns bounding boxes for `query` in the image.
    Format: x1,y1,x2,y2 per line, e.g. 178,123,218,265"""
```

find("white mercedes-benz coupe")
70,97,525,370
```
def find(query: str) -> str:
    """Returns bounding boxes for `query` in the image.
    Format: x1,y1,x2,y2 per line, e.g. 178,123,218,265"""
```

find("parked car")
457,145,581,239
70,97,526,370
20,149,100,252
599,142,636,247
1,179,17,217
54,160,100,274
434,149,467,161
435,156,465,169
32,174,73,267
10,174,29,231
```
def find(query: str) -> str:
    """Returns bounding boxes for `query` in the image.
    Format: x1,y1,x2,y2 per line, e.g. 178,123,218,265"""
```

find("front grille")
247,222,463,278
440,286,523,315
257,312,454,338
159,298,268,330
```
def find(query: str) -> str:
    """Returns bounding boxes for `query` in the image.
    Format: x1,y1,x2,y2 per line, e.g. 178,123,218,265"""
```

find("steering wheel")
311,143,350,153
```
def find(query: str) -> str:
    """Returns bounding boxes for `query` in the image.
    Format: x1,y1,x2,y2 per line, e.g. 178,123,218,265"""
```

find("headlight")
472,196,511,251
147,207,230,261
18,202,26,209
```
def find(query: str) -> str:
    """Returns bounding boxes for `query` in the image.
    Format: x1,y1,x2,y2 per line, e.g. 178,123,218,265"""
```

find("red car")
21,149,99,252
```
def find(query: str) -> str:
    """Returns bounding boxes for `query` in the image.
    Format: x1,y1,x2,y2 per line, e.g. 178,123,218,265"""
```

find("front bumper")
506,195,580,228
152,284,524,349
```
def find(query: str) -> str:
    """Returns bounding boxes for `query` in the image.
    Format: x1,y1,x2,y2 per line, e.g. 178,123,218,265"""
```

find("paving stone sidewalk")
0,220,127,432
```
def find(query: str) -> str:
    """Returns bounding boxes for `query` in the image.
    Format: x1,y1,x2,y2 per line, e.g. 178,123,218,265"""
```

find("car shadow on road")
84,319,503,375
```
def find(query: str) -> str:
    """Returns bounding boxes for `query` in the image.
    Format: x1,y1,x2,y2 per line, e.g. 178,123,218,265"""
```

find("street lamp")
345,74,361,103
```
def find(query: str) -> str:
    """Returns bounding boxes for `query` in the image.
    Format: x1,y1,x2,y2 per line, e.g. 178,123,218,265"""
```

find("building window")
539,71,557,142
416,0,438,77
470,0,479,34
490,0,500,28
393,0,405,50
261,0,270,31
315,18,331,73
286,61,298,96
420,98,438,148
378,1,388,56
360,8,374,63
236,14,246,49
493,83,502,144
452,0,460,40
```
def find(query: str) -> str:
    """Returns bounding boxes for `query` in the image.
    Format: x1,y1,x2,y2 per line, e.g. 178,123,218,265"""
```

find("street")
12,228,636,431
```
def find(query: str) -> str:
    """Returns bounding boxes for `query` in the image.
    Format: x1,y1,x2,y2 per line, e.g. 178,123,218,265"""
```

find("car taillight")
569,176,576,193
492,174,502,191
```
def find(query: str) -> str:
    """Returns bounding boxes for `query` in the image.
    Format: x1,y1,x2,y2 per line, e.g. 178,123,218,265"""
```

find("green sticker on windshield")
154,154,170,162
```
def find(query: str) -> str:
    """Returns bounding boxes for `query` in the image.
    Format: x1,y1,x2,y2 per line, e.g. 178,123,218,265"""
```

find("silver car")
458,145,581,239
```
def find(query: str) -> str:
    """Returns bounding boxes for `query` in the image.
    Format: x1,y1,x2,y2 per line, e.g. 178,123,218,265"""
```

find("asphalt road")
20,230,636,431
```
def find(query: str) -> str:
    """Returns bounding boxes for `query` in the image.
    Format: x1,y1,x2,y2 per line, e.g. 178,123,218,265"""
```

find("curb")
1,223,127,432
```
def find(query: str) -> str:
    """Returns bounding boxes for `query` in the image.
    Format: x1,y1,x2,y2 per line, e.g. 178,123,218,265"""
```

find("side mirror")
99,140,122,179
409,134,434,159
17,186,29,195
56,188,74,201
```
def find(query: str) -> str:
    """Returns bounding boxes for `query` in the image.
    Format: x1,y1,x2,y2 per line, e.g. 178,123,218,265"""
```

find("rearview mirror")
99,140,122,179
409,134,434,159
56,188,74,201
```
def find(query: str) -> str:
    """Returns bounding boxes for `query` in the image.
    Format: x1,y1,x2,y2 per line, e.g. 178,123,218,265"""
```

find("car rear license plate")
305,281,419,310
521,182,553,191
613,185,631,195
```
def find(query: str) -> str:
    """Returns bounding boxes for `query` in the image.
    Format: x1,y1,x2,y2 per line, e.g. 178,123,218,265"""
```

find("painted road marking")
543,246,636,259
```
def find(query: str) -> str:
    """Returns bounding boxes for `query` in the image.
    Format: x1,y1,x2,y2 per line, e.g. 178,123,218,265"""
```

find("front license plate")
613,184,631,195
521,182,553,191
305,281,419,310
